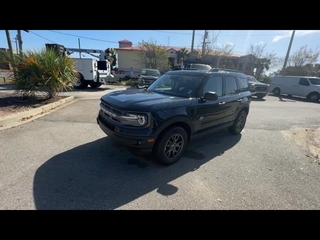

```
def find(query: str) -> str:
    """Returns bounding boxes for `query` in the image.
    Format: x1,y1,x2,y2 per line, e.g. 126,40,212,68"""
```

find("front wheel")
273,87,280,96
307,93,320,102
153,127,188,166
228,110,248,135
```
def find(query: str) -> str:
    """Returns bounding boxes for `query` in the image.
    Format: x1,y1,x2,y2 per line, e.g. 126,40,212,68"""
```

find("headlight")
119,113,148,126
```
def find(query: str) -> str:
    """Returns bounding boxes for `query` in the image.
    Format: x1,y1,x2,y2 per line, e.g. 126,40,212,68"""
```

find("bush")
0,48,78,98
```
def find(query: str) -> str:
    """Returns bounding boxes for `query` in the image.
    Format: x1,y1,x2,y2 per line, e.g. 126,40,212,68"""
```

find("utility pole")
17,30,23,55
13,36,19,54
78,38,82,58
282,30,295,73
191,30,195,57
5,30,16,79
5,30,14,57
201,30,208,59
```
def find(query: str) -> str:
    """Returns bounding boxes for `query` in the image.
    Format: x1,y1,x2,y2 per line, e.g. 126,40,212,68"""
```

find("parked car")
184,63,212,72
137,68,161,88
97,70,251,165
210,68,241,73
269,75,320,102
246,75,269,99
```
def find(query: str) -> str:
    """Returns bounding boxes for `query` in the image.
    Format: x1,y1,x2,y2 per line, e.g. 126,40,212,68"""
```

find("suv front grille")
100,101,123,123
256,86,267,91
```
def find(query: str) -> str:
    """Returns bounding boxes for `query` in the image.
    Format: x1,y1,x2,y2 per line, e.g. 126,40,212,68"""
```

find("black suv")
137,68,161,88
97,70,252,165
210,68,269,99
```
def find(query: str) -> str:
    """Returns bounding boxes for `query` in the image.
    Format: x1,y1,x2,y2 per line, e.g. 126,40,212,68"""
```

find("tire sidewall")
230,110,247,134
154,127,188,165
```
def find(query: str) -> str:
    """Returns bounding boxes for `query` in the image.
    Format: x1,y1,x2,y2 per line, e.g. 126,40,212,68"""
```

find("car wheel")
307,92,320,102
228,110,247,135
89,82,102,88
74,73,88,89
153,127,188,166
273,88,280,96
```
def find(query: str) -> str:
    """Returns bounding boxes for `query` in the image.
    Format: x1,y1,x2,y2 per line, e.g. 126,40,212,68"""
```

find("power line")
48,30,120,44
29,30,56,43
150,30,202,36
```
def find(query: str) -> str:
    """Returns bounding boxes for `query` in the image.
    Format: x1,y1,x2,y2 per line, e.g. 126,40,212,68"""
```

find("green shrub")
0,48,78,98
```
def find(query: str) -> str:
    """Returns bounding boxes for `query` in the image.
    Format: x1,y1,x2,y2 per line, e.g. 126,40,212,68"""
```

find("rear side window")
238,77,249,92
225,76,238,95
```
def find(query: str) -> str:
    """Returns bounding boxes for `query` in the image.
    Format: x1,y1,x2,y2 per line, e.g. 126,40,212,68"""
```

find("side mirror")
204,91,218,101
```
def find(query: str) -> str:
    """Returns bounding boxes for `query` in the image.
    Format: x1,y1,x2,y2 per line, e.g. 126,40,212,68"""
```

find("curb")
0,96,75,130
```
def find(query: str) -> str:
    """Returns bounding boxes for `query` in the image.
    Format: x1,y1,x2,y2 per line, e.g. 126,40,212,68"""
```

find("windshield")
309,78,320,85
247,76,260,83
147,73,204,98
141,69,160,76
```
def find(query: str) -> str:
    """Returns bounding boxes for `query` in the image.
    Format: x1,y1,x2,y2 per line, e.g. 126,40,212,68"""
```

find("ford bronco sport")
97,70,252,165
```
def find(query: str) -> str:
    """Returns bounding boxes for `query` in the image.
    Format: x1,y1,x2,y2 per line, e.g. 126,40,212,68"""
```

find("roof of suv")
167,69,248,78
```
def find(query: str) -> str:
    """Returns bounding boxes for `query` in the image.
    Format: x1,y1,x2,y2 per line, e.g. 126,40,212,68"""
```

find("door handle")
219,102,225,105
237,99,243,102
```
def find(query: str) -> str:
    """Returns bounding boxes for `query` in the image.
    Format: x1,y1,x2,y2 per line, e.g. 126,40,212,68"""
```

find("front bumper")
97,113,156,151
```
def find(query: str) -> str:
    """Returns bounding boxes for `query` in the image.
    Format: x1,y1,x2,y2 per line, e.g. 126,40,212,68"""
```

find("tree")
176,47,189,63
247,43,277,79
281,45,320,76
0,48,78,98
136,39,171,71
199,31,234,60
287,45,319,67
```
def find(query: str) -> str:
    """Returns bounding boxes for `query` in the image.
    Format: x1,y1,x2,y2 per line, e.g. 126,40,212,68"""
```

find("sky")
1,30,320,72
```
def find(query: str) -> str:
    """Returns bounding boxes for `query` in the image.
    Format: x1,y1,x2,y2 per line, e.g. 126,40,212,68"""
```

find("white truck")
45,43,119,89
269,75,320,102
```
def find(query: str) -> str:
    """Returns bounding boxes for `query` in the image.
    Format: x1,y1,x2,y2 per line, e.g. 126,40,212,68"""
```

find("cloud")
273,30,320,42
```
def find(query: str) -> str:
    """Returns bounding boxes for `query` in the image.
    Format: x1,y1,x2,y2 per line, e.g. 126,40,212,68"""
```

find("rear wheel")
228,110,247,135
273,88,280,96
153,127,188,166
89,82,102,88
74,73,88,89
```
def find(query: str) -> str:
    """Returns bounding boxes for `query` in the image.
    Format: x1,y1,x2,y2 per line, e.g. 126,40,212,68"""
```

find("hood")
100,88,193,111
248,81,268,87
140,74,159,80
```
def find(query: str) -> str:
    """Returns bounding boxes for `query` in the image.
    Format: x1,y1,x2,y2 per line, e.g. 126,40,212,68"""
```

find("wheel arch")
307,91,320,101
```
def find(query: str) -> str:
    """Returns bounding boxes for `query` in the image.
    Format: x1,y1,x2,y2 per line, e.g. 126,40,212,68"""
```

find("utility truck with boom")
45,43,119,89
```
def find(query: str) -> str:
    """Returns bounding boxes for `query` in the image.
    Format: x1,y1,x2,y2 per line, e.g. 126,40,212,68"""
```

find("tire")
74,73,88,89
307,92,320,102
228,110,248,135
273,88,280,96
89,82,102,88
153,127,188,166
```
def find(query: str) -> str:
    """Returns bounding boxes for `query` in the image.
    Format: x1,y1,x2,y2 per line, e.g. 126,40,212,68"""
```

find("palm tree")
0,48,78,98
176,48,190,63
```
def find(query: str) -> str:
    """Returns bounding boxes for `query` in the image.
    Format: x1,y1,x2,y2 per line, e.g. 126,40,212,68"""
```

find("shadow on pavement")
33,129,241,210
270,94,319,104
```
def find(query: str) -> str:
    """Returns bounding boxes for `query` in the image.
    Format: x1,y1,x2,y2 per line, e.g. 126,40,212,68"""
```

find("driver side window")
203,76,223,96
